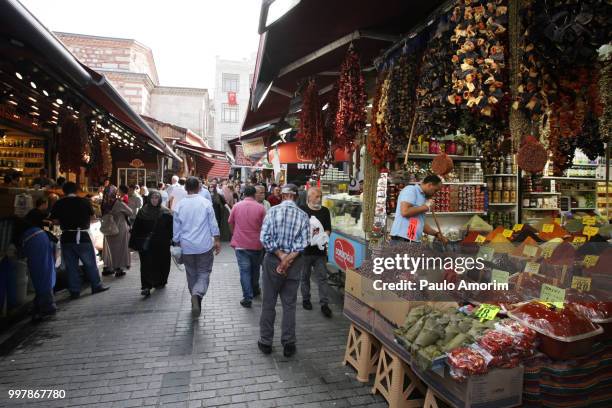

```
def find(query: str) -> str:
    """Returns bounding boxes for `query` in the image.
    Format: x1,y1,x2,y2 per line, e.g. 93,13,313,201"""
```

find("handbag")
170,245,183,265
100,213,119,236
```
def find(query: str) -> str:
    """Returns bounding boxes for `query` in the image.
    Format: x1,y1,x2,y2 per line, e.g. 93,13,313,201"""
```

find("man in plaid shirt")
258,184,310,357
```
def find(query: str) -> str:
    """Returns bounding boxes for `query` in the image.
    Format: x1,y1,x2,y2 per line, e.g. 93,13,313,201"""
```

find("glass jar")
446,141,457,155
503,191,510,203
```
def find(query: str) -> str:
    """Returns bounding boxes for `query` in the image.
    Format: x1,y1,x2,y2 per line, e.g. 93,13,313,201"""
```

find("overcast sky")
20,0,261,94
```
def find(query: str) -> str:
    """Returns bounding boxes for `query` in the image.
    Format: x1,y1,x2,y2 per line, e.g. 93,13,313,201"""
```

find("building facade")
56,32,212,142
212,56,255,151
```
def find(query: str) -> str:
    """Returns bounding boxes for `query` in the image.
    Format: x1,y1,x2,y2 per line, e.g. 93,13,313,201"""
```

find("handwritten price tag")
475,235,486,244
513,224,524,232
583,226,599,238
542,224,555,233
582,255,599,268
582,216,596,226
523,245,538,257
477,246,495,261
524,262,540,274
542,246,554,259
474,304,501,321
573,236,587,245
491,269,510,284
502,229,513,238
571,276,592,292
540,283,566,307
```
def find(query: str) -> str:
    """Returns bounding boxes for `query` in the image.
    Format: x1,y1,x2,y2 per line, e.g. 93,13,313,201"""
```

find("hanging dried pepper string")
334,47,367,152
367,72,394,168
297,79,327,168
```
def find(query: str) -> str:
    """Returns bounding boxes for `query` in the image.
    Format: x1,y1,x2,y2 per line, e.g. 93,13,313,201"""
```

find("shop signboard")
227,91,237,105
242,137,266,156
328,232,365,271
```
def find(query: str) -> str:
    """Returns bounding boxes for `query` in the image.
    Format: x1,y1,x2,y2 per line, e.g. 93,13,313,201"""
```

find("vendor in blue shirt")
390,174,448,243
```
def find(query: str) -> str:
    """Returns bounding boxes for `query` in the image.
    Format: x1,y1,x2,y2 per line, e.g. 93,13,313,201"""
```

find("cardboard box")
344,268,364,298
415,364,524,408
343,293,376,332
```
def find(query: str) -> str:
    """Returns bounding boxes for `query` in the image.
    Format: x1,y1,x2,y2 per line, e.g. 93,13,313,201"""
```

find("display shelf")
485,174,515,177
406,153,482,161
569,207,597,211
524,192,561,195
409,181,485,186
522,207,560,211
542,176,601,181
429,211,487,215
489,202,517,206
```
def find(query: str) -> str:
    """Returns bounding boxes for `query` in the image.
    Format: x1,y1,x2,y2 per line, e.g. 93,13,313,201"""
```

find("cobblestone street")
0,244,385,408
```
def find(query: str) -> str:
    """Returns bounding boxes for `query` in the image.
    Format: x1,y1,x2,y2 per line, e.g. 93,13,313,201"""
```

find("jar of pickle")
502,191,510,203
510,191,516,203
495,177,503,191
492,190,501,203
503,177,512,191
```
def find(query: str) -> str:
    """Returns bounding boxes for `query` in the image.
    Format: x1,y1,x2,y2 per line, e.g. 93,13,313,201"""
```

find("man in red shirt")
228,186,267,308
267,185,282,207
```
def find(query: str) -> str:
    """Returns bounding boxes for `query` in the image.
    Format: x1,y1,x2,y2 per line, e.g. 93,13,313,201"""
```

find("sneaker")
302,299,313,310
258,341,272,355
141,288,151,297
321,304,332,318
92,285,110,295
240,299,252,308
114,270,126,277
283,343,296,358
191,294,201,317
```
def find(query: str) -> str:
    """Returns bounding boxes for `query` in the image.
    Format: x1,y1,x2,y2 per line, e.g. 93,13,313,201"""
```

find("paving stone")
0,245,384,407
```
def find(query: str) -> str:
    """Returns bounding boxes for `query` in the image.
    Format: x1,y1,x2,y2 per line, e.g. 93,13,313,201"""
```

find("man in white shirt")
173,177,221,318
168,178,187,211
166,175,179,196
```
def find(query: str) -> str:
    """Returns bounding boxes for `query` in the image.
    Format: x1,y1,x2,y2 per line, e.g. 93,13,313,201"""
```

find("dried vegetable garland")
334,47,366,152
432,153,454,176
367,72,394,168
385,55,418,141
100,135,113,177
448,0,509,118
517,135,548,173
599,59,612,143
58,116,84,174
415,28,459,137
297,79,327,166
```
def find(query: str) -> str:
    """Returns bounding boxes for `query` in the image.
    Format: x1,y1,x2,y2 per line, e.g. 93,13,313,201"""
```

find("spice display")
448,347,488,381
367,72,394,168
334,48,366,152
297,79,327,166
509,302,600,338
384,55,418,142
448,0,509,119
57,116,85,174
517,135,547,173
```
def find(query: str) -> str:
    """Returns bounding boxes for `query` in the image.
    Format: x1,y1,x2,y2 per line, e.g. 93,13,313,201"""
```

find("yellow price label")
583,255,599,268
513,224,524,232
554,217,562,225
582,216,596,226
542,246,554,259
475,235,486,244
474,304,501,321
502,229,513,238
524,262,540,274
573,236,587,245
571,276,592,292
542,224,555,233
540,283,566,306
523,245,538,257
583,226,599,237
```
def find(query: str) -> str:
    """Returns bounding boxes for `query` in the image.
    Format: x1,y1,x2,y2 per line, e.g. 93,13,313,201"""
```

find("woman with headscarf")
101,185,132,277
101,178,117,215
129,190,173,297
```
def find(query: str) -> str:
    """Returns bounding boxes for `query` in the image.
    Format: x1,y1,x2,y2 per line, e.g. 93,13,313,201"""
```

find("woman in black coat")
129,190,173,297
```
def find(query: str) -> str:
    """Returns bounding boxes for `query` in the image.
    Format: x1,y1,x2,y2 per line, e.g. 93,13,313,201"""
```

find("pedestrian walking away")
129,190,173,297
101,184,133,277
49,182,109,299
299,187,333,318
173,177,221,318
228,185,266,308
258,184,310,358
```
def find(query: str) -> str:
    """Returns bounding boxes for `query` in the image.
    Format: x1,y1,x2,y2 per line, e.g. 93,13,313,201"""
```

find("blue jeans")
235,249,263,301
62,242,102,294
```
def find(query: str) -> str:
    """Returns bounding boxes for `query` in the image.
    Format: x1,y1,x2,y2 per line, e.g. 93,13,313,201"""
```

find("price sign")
582,255,599,268
583,226,599,238
513,224,524,232
540,283,566,308
475,235,486,244
523,245,538,257
491,269,510,284
573,236,587,245
524,262,540,274
571,276,592,292
502,229,513,238
582,216,596,226
554,218,562,225
474,304,501,321
542,224,555,233
542,246,554,259
477,246,495,261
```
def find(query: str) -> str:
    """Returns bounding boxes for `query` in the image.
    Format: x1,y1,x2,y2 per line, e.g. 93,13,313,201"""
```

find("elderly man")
299,187,333,317
258,184,310,357
228,186,266,308
173,177,221,318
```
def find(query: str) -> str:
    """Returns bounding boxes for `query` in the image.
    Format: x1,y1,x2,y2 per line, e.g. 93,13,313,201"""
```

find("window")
221,103,239,123
222,73,239,92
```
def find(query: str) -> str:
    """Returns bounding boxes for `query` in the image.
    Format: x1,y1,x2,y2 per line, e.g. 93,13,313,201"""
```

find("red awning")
198,156,232,180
